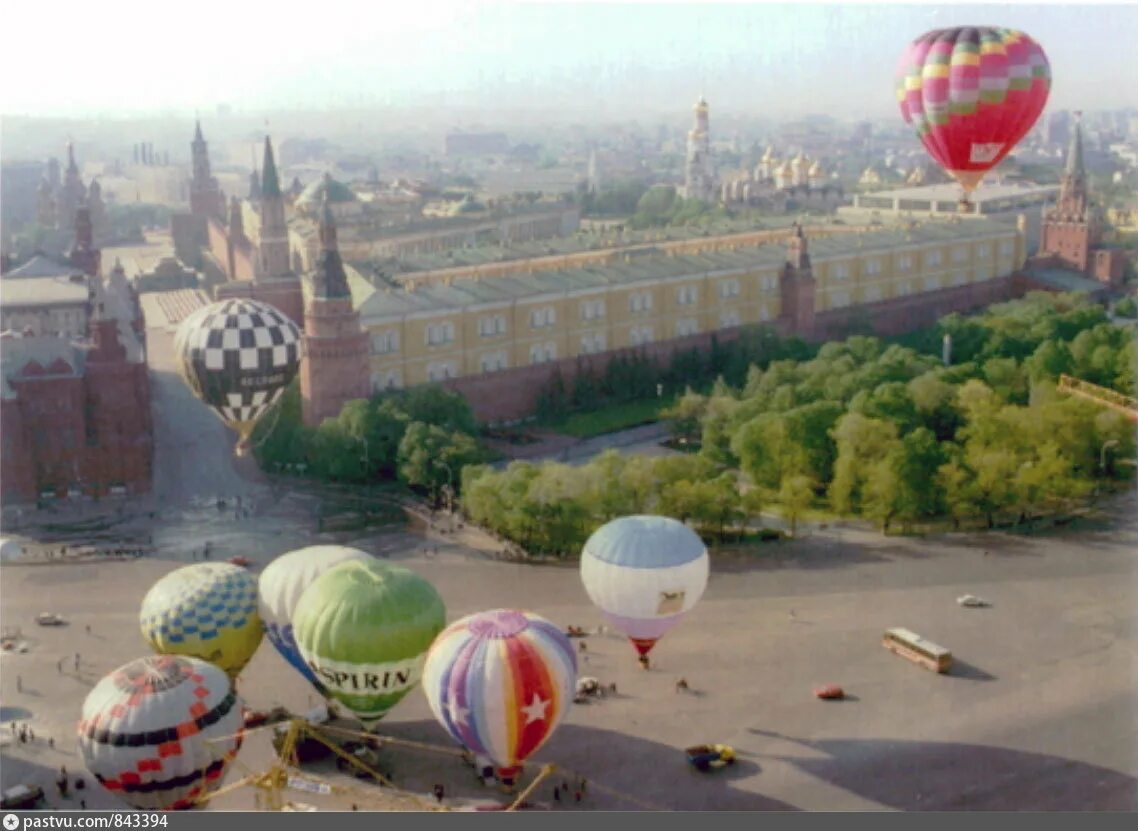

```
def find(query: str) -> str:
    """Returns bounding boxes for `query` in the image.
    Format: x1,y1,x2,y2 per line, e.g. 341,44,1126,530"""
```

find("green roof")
356,218,1016,323
297,176,358,207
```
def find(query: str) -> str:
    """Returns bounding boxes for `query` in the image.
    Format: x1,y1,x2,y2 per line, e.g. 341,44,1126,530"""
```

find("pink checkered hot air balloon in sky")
897,26,1050,203
421,609,576,787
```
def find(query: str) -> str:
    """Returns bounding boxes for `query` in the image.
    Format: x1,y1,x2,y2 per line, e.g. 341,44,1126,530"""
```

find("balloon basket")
957,199,975,215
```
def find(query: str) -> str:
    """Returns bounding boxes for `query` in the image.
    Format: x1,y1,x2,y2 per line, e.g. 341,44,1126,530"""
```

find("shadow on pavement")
750,733,1138,810
368,718,800,811
945,659,997,682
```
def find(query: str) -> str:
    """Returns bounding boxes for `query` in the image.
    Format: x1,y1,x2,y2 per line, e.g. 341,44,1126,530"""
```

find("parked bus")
883,627,953,673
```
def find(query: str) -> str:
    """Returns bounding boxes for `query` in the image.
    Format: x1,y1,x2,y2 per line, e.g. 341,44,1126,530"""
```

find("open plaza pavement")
1,322,1135,811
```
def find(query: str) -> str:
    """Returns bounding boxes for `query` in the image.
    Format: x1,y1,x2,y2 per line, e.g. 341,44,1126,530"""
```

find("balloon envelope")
292,560,446,725
174,298,302,444
78,655,244,810
258,545,373,691
421,609,576,779
140,563,263,679
896,27,1050,194
580,515,708,656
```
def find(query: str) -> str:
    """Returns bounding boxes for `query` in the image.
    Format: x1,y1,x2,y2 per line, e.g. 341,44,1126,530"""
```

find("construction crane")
194,717,561,813
1057,374,1138,422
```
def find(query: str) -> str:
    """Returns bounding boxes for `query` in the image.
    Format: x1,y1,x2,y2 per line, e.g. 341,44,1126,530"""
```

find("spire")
194,119,204,143
1065,112,1085,179
787,222,810,270
319,174,338,249
228,195,245,238
261,136,281,199
67,141,78,173
69,201,101,278
312,177,350,300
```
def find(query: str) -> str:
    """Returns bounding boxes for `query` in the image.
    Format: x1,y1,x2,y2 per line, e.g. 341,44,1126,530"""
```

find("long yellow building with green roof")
348,216,1025,393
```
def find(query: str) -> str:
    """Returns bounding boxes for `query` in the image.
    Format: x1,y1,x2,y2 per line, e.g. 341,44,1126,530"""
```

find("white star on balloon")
520,693,549,725
447,698,469,728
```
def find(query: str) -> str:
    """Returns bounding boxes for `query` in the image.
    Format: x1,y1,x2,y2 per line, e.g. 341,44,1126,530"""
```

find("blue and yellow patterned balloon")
140,563,263,679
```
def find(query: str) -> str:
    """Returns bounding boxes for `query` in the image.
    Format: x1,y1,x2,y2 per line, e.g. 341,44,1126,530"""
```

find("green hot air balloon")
292,560,445,725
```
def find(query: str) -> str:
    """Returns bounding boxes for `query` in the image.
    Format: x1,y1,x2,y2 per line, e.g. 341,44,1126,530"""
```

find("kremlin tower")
300,177,371,426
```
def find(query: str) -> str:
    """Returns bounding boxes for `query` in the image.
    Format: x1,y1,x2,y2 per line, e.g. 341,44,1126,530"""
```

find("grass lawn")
552,396,675,438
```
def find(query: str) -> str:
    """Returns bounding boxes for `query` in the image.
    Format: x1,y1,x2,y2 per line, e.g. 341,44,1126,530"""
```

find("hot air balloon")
421,609,576,787
580,515,708,658
258,545,372,691
292,560,445,725
78,654,244,810
896,27,1050,205
174,298,302,455
140,563,263,680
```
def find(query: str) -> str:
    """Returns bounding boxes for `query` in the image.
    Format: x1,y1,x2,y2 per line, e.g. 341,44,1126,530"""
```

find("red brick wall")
1041,222,1091,273
442,328,743,424
206,219,256,282
443,275,1020,424
300,299,372,426
1,347,154,504
813,275,1016,340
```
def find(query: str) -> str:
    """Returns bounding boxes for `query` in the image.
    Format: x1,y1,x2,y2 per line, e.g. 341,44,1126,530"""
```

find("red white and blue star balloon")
421,609,576,783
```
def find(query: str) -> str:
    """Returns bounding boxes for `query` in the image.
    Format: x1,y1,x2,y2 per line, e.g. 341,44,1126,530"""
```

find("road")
146,327,265,507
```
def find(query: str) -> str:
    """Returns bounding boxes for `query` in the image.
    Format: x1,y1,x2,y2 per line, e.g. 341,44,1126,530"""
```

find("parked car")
35,612,67,626
228,556,252,568
2,784,45,809
814,684,845,700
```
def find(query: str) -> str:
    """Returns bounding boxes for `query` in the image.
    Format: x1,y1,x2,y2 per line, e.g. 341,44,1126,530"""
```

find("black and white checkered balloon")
175,299,302,436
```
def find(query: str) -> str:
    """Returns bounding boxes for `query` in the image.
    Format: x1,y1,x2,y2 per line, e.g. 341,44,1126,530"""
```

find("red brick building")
300,183,371,426
1,210,153,504
1035,114,1127,286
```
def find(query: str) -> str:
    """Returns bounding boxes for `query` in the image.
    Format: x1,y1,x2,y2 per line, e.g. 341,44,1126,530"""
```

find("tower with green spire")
257,136,292,279
1040,113,1102,274
300,180,371,426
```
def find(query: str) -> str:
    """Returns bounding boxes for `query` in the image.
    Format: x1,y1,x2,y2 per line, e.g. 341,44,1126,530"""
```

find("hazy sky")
4,1,1137,120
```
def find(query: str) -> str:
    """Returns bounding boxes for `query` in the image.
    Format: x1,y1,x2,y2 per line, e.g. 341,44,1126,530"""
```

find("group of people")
552,777,589,804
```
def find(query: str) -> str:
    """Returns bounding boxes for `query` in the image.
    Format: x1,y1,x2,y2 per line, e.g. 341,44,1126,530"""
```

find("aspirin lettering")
306,660,423,694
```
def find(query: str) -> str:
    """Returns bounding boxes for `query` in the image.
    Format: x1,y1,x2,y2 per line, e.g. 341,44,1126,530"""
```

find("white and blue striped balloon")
257,545,372,690
580,515,708,657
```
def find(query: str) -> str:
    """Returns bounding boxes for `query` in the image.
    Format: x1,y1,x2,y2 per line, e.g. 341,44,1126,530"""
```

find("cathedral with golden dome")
721,145,841,210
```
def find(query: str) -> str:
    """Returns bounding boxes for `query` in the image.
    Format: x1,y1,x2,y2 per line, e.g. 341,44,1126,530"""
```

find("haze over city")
2,0,1137,817
4,1,1137,121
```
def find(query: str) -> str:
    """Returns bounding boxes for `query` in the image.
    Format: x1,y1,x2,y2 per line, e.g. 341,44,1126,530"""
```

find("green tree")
664,387,708,443
397,422,482,506
829,413,900,515
778,473,815,538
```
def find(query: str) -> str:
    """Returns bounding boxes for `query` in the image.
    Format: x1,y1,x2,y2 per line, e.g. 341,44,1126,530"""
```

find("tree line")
464,292,1136,554
251,384,488,506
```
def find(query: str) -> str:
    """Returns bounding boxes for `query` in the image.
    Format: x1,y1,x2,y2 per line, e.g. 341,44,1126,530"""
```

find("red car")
228,556,252,568
814,684,845,700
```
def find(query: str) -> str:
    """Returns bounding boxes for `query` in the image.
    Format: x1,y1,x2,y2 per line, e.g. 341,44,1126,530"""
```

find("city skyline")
4,2,1137,121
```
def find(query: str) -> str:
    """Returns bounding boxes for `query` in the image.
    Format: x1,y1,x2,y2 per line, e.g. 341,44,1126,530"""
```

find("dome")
762,146,775,161
808,161,823,176
778,160,794,176
296,176,357,208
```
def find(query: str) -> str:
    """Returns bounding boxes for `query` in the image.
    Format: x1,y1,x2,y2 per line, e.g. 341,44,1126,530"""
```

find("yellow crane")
195,717,564,812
